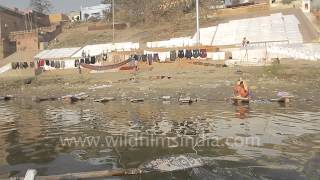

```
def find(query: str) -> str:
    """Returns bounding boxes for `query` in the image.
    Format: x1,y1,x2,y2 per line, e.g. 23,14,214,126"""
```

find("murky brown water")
0,99,319,179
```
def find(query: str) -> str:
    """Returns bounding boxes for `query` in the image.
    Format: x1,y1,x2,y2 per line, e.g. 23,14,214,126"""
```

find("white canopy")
34,47,81,59
72,42,140,58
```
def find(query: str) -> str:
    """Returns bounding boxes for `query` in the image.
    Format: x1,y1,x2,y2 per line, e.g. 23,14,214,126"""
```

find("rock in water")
0,95,14,101
94,97,116,103
161,96,171,101
130,98,144,103
179,97,192,104
140,154,203,172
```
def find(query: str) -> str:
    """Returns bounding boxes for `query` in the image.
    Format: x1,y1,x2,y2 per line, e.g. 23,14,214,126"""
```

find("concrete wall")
0,7,50,59
13,31,39,52
9,24,62,53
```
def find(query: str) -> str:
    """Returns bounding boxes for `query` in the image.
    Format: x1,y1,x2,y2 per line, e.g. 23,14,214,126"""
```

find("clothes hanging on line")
146,54,153,65
39,60,45,67
141,55,147,62
61,61,65,69
23,62,29,68
90,56,96,64
200,49,207,58
178,50,184,58
11,63,18,69
170,50,177,61
75,60,79,67
102,53,107,61
45,60,50,66
133,54,139,61
193,49,200,58
138,55,143,61
185,50,193,59
55,61,60,69
153,53,159,62
85,58,90,64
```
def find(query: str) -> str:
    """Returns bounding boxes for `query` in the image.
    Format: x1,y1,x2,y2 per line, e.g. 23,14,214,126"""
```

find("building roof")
34,47,81,60
72,42,139,58
0,5,24,17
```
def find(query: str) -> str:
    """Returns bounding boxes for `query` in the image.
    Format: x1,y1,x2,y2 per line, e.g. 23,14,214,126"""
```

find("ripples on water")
0,100,319,179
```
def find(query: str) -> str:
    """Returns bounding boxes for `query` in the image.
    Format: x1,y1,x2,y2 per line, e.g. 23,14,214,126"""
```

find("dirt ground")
0,60,319,103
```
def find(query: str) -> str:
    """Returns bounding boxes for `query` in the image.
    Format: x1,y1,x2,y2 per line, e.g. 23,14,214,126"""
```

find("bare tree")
30,0,52,14
101,0,113,22
101,0,112,4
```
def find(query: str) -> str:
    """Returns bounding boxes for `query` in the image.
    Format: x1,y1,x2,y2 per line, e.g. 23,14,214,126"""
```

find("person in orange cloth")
234,79,249,98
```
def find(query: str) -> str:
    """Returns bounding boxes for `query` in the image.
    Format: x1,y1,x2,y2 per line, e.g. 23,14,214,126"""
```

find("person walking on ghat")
134,53,139,71
77,61,82,74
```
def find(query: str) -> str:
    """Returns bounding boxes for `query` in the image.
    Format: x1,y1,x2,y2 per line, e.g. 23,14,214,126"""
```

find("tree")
30,0,52,14
101,0,112,4
101,0,113,22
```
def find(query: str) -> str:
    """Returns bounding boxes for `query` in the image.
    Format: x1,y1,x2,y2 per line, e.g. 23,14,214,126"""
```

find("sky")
0,0,101,13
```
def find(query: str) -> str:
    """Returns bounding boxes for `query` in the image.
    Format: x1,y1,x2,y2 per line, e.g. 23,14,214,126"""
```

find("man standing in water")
234,79,249,98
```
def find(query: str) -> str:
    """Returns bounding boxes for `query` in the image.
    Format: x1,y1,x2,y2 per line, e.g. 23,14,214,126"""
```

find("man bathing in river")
234,79,249,98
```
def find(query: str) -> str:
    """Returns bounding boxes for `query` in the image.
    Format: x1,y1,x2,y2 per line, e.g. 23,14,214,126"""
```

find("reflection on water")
0,100,319,179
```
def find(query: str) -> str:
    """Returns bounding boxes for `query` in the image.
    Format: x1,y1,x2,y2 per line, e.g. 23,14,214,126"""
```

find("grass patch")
264,64,285,76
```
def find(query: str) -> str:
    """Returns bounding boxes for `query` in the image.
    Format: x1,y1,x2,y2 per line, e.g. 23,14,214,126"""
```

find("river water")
0,99,319,179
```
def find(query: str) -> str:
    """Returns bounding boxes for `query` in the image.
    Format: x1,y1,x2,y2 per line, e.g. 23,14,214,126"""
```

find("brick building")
0,5,50,59
9,24,62,52
9,31,39,52
0,6,26,59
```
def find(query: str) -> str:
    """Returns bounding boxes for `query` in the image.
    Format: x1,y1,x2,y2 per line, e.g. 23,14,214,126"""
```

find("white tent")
34,47,81,60
72,42,140,58
34,47,81,70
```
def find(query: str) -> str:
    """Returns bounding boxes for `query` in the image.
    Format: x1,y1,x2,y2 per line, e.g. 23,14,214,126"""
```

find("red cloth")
200,49,207,58
39,59,45,67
